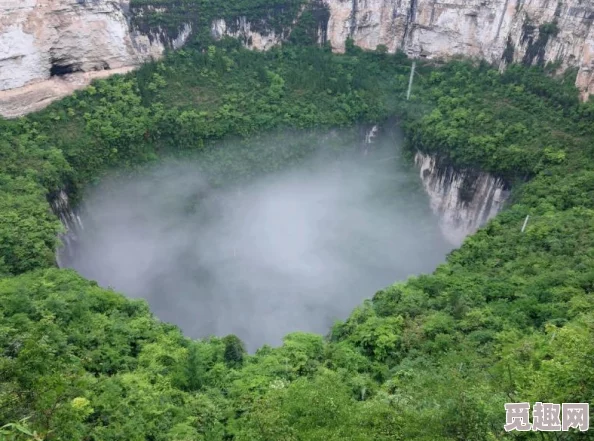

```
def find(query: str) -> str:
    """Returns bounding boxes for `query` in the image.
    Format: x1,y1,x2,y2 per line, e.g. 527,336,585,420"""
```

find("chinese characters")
504,402,589,432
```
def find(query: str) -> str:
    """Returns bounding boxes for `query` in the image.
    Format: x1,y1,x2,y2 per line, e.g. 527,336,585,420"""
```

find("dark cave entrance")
50,61,82,77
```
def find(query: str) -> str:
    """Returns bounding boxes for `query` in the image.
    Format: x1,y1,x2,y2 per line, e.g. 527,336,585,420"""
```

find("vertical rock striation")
2,0,594,117
415,151,510,245
48,190,84,268
210,0,594,99
211,18,282,51
322,0,594,99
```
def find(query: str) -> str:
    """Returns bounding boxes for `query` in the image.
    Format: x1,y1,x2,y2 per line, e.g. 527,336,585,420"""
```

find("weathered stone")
2,0,594,118
0,0,191,117
212,0,594,100
211,18,281,51
414,151,509,245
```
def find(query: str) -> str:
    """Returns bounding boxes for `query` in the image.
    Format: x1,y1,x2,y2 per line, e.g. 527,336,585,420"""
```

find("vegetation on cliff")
1,38,594,440
128,0,324,47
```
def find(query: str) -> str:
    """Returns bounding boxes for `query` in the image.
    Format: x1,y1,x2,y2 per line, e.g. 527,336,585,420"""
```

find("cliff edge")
2,0,594,117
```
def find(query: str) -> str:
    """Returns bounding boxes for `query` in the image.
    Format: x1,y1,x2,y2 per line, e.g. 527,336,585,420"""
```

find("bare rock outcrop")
325,0,594,99
2,0,594,117
0,0,190,117
415,151,510,245
211,18,282,51
212,0,594,99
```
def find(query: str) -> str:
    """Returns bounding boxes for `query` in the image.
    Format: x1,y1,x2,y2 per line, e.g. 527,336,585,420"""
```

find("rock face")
211,18,282,51
49,189,84,268
414,151,510,245
211,0,594,99
323,0,594,99
2,0,594,117
2,0,136,91
0,0,191,117
0,66,137,118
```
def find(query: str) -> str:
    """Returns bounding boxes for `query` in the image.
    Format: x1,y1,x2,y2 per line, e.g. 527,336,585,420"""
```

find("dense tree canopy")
1,37,594,440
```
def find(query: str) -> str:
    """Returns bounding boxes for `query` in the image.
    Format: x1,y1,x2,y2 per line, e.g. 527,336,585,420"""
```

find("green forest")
1,25,594,441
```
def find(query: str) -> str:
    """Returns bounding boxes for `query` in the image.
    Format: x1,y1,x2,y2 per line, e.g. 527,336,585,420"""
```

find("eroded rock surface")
211,0,594,99
0,0,190,116
415,151,510,245
2,0,594,117
324,0,594,99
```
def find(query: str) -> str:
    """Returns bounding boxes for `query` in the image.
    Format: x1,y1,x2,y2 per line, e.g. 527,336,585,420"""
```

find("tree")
223,334,246,368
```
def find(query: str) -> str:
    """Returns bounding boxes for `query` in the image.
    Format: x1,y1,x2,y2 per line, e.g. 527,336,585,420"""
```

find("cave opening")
50,61,82,77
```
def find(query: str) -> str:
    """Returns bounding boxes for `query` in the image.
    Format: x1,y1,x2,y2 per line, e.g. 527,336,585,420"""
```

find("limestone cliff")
323,0,594,99
49,189,84,268
414,151,510,245
0,0,191,117
211,18,282,51
2,0,594,118
211,0,594,99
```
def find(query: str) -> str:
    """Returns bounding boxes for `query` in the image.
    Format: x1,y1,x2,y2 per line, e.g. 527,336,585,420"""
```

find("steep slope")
0,0,594,117
415,152,510,245
321,0,594,98
2,0,594,117
1,45,593,440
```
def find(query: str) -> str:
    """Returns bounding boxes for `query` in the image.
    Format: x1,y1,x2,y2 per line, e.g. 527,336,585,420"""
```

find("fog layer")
62,128,453,350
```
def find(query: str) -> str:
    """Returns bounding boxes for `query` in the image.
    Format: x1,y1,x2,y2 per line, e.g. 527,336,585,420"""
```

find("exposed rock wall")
211,18,282,51
211,0,594,99
49,189,84,268
0,66,137,118
1,0,136,91
330,0,594,99
2,0,594,117
415,151,510,245
0,0,191,117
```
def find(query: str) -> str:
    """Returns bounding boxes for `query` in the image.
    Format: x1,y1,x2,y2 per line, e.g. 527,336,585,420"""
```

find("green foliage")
0,178,60,275
539,21,560,38
0,418,44,441
0,122,68,275
1,36,594,441
223,335,247,368
129,0,310,50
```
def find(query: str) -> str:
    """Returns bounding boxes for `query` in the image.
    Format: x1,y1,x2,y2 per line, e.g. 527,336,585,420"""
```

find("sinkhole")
56,126,453,350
